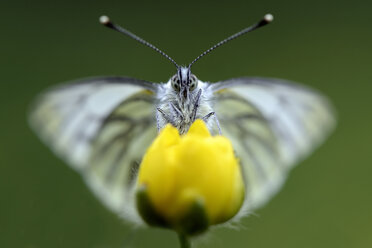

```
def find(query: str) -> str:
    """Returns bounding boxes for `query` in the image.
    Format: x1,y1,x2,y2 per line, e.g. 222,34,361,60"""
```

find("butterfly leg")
202,112,215,121
202,111,222,135
169,102,183,119
156,110,161,132
157,107,176,127
191,89,202,121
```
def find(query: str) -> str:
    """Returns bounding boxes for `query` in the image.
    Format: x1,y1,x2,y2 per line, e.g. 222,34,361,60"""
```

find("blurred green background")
2,0,372,247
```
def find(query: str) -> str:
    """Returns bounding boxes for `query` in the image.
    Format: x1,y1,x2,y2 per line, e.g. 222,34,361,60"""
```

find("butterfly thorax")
156,70,214,135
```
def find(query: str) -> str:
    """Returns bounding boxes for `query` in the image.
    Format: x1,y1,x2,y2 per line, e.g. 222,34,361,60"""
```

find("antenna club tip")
99,15,110,25
264,13,274,23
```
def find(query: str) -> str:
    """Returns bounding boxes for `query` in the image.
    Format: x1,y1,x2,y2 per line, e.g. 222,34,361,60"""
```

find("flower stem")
178,233,191,248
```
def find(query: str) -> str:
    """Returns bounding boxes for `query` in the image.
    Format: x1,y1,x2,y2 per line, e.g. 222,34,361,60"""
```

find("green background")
2,0,371,247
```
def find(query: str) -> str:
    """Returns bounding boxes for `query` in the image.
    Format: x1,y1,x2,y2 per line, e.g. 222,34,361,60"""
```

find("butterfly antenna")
188,14,274,68
99,15,179,69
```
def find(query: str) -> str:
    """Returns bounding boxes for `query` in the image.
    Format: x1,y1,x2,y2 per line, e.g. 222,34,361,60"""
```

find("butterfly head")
171,67,198,100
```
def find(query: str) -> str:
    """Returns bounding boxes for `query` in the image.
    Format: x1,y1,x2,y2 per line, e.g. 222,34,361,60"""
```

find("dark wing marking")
210,77,335,214
29,77,159,224
84,91,158,223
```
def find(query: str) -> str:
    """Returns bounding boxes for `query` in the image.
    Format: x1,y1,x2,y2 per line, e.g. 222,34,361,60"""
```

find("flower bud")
136,120,244,235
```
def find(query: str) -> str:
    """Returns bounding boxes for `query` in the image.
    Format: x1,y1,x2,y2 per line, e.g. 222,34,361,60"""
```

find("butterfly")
29,14,335,225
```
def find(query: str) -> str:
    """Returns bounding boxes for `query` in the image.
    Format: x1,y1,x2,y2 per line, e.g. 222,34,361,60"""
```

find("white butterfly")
29,14,335,225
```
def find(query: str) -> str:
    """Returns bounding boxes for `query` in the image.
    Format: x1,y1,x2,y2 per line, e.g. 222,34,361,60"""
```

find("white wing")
29,77,158,224
210,77,336,215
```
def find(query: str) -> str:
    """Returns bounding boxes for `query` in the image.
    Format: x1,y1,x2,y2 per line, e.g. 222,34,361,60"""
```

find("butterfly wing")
29,77,159,224
209,77,336,215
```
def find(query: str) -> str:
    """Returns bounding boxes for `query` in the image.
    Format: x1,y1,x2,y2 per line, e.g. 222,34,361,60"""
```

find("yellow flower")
136,120,244,235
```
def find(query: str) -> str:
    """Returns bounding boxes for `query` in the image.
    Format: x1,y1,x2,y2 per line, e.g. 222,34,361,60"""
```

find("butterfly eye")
189,75,198,91
171,75,181,92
